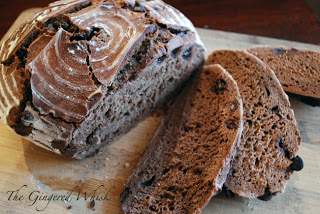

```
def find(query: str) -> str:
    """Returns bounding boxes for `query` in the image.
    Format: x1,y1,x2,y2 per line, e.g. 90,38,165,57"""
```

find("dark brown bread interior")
247,47,320,101
207,50,301,198
60,42,204,159
120,64,243,214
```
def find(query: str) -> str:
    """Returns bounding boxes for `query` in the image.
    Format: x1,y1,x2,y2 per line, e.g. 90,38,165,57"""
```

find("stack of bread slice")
121,47,315,213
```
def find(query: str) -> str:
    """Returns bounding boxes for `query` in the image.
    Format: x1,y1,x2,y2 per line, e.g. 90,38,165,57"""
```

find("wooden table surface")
0,5,320,214
0,0,320,45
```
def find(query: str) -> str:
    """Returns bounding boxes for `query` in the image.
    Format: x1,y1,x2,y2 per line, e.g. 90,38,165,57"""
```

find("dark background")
0,0,319,44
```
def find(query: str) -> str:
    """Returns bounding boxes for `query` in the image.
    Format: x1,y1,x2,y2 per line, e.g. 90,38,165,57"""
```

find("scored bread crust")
121,64,243,214
0,0,205,158
247,46,320,100
207,50,301,198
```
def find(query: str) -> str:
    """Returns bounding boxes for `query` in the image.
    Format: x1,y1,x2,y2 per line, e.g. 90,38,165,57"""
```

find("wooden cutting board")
0,8,319,214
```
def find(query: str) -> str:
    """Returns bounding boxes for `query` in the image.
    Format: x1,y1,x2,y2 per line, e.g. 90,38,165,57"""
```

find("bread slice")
120,64,243,214
247,47,320,102
207,50,302,199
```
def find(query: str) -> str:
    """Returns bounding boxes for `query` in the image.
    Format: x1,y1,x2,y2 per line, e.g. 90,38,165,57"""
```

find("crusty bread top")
207,50,301,198
121,64,243,214
247,46,320,99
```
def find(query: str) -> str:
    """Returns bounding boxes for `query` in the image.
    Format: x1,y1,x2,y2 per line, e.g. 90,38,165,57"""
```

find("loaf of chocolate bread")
121,64,243,213
0,0,205,159
207,50,302,199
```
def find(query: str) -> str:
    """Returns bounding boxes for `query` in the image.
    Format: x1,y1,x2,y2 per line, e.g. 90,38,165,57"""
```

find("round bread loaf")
0,0,205,158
